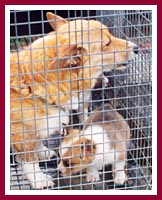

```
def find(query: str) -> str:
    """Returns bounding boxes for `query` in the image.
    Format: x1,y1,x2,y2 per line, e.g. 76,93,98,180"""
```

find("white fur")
78,89,91,123
36,142,56,160
84,125,116,166
84,125,126,184
66,94,79,110
23,162,54,189
86,165,100,182
113,161,127,184
38,107,69,139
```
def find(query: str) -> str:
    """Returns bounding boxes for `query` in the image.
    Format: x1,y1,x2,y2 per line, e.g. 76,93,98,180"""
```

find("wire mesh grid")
10,10,152,190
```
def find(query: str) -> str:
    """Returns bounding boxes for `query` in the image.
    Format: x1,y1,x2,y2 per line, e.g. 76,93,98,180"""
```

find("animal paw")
114,171,127,184
86,173,100,182
29,173,54,189
114,178,126,185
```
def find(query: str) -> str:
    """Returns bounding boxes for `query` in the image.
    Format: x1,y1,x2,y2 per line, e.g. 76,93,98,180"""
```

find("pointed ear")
48,45,88,70
46,12,68,30
77,45,88,65
81,139,96,156
62,126,71,136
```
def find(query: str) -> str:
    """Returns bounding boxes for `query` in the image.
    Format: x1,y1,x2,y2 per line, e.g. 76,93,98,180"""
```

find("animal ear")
46,12,68,30
81,139,96,156
57,44,88,60
76,45,88,64
48,57,76,70
62,126,71,136
68,45,88,66
48,45,88,70
62,127,81,137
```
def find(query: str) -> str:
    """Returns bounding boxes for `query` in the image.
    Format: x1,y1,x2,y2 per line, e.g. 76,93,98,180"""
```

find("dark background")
10,10,97,36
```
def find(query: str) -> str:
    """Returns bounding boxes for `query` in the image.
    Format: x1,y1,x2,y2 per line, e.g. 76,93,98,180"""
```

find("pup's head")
58,128,96,177
47,12,139,71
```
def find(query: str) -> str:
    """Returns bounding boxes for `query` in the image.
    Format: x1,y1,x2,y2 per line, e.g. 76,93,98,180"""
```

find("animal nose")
59,168,64,173
59,170,63,176
133,45,139,54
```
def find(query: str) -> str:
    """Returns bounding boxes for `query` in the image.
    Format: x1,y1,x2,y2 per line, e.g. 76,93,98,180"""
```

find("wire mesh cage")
10,9,152,191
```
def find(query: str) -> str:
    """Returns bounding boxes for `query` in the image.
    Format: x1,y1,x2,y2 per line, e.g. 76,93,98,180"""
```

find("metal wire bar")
10,10,152,190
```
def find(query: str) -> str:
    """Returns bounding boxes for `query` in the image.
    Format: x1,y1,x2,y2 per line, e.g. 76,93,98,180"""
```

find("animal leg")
11,131,54,189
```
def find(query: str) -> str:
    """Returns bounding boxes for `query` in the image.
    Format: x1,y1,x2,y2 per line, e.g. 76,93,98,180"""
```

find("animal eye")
71,163,75,166
105,39,111,47
63,160,70,167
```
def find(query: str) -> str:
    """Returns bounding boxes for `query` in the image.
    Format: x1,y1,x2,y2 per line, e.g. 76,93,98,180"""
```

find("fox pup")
58,104,130,184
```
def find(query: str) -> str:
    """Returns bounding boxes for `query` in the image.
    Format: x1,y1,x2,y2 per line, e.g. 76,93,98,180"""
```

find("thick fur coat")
10,13,137,189
58,104,130,184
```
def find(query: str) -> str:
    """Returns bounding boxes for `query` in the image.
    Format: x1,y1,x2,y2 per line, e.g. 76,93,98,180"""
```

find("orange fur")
10,13,137,188
46,12,67,30
11,13,137,109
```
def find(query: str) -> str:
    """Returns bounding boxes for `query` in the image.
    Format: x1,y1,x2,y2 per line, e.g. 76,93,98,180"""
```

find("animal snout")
58,168,63,175
59,167,64,174
59,168,63,173
133,45,139,54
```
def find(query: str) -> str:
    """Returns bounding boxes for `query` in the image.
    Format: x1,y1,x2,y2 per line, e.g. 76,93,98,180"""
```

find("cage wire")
10,10,152,190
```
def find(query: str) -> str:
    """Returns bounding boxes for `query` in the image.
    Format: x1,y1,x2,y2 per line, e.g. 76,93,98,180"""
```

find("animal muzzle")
58,166,67,177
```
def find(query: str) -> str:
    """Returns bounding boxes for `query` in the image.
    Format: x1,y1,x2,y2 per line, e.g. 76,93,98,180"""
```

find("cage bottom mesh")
10,148,152,190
